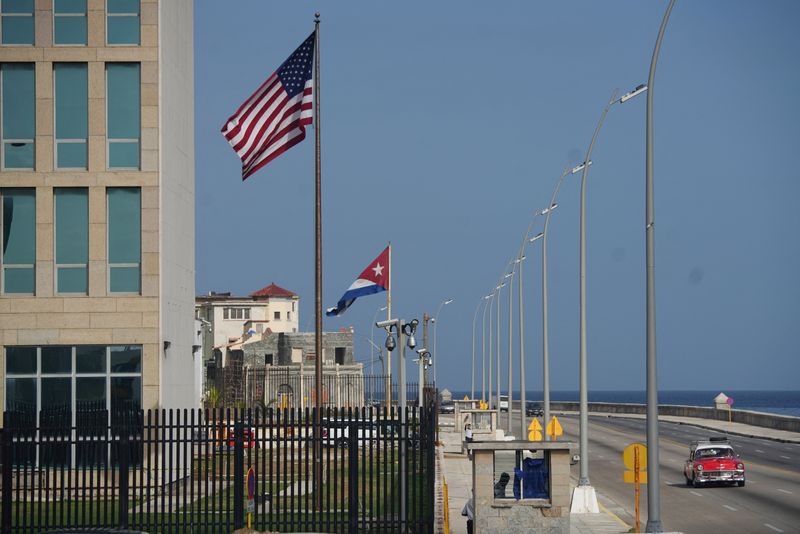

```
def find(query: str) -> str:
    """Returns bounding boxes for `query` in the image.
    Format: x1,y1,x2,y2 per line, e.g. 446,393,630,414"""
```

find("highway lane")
498,412,800,533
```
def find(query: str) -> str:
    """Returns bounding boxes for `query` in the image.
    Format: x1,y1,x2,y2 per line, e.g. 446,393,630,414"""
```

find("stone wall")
242,331,354,366
548,402,800,433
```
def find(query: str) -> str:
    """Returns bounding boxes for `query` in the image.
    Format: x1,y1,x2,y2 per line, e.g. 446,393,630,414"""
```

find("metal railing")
1,405,437,533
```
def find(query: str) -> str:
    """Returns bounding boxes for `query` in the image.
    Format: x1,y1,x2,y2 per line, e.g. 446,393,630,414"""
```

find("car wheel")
737,480,745,487
692,477,702,488
685,474,692,486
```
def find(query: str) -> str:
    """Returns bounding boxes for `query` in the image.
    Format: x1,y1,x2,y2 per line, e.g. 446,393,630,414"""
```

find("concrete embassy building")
0,0,196,423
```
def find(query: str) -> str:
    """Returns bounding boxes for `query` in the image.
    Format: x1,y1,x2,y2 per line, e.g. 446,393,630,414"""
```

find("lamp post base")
570,485,599,514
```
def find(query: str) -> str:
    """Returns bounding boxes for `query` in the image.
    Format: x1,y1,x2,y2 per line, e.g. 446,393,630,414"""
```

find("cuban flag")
326,246,389,317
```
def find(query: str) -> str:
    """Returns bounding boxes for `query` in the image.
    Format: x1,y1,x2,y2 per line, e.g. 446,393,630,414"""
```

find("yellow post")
634,447,640,533
443,482,450,534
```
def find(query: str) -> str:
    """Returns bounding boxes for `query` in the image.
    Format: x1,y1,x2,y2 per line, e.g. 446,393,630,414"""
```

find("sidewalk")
437,427,628,534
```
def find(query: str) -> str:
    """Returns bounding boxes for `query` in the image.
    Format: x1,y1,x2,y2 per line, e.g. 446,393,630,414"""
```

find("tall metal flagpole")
387,242,392,408
645,1,676,531
313,13,323,513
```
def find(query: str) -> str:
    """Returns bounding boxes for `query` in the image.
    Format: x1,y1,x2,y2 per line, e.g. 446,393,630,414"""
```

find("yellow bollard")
443,482,450,534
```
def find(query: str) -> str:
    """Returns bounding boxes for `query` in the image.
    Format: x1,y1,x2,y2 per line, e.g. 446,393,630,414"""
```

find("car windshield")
696,447,734,459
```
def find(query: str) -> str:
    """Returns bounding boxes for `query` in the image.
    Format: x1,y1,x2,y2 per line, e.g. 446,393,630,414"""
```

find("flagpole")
386,242,392,408
312,12,323,514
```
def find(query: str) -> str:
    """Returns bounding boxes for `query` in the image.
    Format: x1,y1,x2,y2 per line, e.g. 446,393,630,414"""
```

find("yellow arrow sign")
546,416,563,438
528,430,543,441
622,443,648,485
463,395,470,400
528,418,542,431
623,443,647,470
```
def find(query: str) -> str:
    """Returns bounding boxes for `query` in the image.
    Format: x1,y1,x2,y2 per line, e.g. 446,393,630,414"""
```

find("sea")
447,390,800,417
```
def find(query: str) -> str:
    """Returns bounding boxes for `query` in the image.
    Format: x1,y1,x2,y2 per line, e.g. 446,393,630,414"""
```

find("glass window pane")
54,0,87,13
41,346,72,374
3,0,34,13
76,345,106,373
5,377,36,413
54,63,88,139
55,188,88,264
110,266,139,293
110,345,141,373
54,16,87,45
41,377,71,413
57,266,87,293
2,64,35,139
2,188,35,264
4,143,34,168
108,187,140,263
106,64,140,139
1,16,33,45
107,0,139,14
3,267,34,293
110,376,141,414
107,15,139,45
76,377,105,405
6,346,36,374
56,141,87,168
108,141,139,168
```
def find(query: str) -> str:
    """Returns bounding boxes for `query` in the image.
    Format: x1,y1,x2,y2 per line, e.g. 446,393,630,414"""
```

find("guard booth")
458,408,498,453
466,440,575,533
453,399,480,425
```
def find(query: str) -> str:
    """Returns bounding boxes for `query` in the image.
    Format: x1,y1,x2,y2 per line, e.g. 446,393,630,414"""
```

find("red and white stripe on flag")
221,32,315,180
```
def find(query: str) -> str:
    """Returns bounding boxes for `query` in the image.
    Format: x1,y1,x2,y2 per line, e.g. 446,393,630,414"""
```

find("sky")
194,1,800,393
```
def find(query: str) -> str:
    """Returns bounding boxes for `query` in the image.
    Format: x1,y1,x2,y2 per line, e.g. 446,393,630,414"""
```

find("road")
497,412,800,533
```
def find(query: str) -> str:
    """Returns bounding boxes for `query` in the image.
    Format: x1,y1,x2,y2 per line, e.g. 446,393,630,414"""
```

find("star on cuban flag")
326,246,390,317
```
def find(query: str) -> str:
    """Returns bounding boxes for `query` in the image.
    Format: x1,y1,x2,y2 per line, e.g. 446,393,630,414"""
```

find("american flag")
221,32,315,180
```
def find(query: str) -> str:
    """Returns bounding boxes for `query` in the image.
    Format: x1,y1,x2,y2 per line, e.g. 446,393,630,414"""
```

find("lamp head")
620,83,647,103
571,161,592,174
529,232,544,243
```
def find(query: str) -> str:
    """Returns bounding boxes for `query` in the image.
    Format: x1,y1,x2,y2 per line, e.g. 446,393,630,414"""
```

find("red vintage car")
684,437,745,487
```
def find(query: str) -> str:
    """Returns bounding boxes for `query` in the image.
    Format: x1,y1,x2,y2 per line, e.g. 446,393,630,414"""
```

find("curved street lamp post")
645,1,676,531
574,83,647,513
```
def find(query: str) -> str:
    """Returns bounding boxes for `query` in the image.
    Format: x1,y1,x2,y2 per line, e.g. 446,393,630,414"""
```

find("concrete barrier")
545,402,800,433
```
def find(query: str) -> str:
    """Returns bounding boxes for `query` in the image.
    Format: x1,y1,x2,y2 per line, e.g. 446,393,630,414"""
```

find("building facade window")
0,0,34,45
287,311,291,321
223,307,249,320
5,345,142,466
54,63,88,169
0,188,35,294
53,0,87,46
1,63,35,170
274,311,280,320
54,188,88,294
106,0,139,45
107,187,140,293
106,63,140,169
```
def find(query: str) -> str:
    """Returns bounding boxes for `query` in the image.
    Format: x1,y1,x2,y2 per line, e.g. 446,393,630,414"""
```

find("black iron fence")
1,405,437,533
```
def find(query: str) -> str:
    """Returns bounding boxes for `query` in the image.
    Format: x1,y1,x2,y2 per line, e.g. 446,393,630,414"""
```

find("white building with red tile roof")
195,282,300,364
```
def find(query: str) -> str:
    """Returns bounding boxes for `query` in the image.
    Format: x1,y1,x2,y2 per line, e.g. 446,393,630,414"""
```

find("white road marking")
722,504,737,511
755,449,765,453
780,455,790,459
689,491,703,497
777,488,792,494
764,523,784,532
